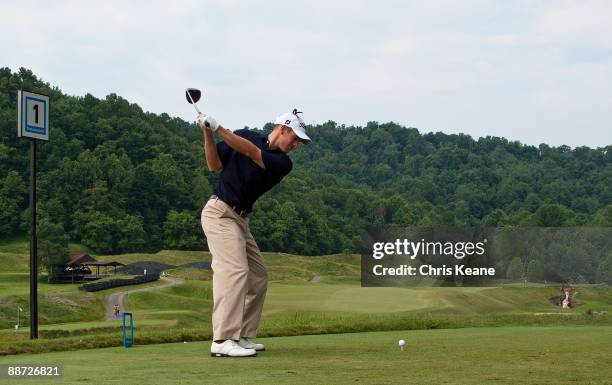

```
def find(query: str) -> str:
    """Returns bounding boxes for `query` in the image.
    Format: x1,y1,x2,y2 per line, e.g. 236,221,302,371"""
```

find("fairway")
263,283,494,314
1,325,610,385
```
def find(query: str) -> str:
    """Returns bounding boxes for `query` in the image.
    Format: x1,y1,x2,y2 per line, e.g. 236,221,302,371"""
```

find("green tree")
506,257,524,280
592,204,612,226
483,209,507,227
191,171,212,210
0,171,26,236
595,255,612,285
3,67,612,258
534,204,569,226
526,259,544,282
37,218,69,282
116,215,146,252
163,210,202,250
72,211,116,254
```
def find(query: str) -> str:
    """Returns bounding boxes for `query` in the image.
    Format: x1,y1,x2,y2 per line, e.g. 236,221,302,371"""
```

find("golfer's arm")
202,128,223,172
217,126,265,169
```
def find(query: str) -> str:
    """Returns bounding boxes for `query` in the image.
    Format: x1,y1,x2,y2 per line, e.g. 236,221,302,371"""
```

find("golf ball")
398,339,406,347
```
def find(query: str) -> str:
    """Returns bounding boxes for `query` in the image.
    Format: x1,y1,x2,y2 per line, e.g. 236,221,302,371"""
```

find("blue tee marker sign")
17,90,49,141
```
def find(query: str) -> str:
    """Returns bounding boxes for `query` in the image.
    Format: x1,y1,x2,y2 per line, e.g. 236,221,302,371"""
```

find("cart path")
104,277,181,321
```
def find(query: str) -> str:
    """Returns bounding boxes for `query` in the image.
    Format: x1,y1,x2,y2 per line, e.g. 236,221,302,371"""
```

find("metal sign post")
29,138,37,339
17,90,49,339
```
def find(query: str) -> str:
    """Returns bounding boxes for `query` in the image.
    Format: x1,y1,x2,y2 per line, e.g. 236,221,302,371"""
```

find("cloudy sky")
2,1,611,148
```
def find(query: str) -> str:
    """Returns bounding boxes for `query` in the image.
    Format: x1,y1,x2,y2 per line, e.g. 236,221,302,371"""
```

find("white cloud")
1,0,610,147
539,1,612,44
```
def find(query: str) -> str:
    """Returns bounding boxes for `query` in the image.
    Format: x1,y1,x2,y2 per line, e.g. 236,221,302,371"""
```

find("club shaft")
186,89,201,114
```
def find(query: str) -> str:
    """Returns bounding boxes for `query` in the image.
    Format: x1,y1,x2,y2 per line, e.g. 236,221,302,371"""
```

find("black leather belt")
210,195,248,218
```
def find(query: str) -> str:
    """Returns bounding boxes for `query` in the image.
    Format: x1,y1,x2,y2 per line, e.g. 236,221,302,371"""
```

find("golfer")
198,109,311,357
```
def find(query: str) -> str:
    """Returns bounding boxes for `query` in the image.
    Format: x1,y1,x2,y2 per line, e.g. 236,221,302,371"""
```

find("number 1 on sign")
33,104,39,124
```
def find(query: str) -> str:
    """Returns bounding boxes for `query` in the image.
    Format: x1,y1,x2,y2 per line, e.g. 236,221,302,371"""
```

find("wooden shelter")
52,253,124,283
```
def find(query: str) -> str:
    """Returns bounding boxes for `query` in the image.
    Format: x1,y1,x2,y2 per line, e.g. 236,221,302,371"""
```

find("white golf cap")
274,109,311,143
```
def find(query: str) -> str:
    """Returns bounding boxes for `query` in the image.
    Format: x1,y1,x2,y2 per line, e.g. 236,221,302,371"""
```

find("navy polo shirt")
213,129,293,214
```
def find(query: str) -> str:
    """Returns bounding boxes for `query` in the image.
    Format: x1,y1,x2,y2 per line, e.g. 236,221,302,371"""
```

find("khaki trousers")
201,197,267,340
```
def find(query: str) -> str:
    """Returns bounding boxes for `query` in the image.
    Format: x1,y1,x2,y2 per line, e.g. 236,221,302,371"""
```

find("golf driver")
185,88,202,114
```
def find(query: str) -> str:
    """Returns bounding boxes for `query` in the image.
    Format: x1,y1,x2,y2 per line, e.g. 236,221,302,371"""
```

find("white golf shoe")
238,337,265,351
210,340,257,357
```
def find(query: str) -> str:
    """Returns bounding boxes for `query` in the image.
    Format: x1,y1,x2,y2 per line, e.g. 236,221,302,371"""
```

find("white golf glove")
197,113,219,132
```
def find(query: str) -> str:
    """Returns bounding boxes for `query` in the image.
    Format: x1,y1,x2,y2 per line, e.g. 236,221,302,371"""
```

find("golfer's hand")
196,113,207,130
197,113,219,132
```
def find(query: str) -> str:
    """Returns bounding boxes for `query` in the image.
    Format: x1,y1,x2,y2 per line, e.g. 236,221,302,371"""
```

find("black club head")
186,88,202,104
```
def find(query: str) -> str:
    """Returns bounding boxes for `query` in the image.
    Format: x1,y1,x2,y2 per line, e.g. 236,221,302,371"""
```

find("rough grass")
165,267,212,281
91,274,138,283
0,237,29,255
122,280,213,325
0,289,104,329
95,250,211,266
0,239,359,283
96,251,360,283
0,252,29,272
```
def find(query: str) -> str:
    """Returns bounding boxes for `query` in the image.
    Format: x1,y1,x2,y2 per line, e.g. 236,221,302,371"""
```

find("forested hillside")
1,68,611,257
